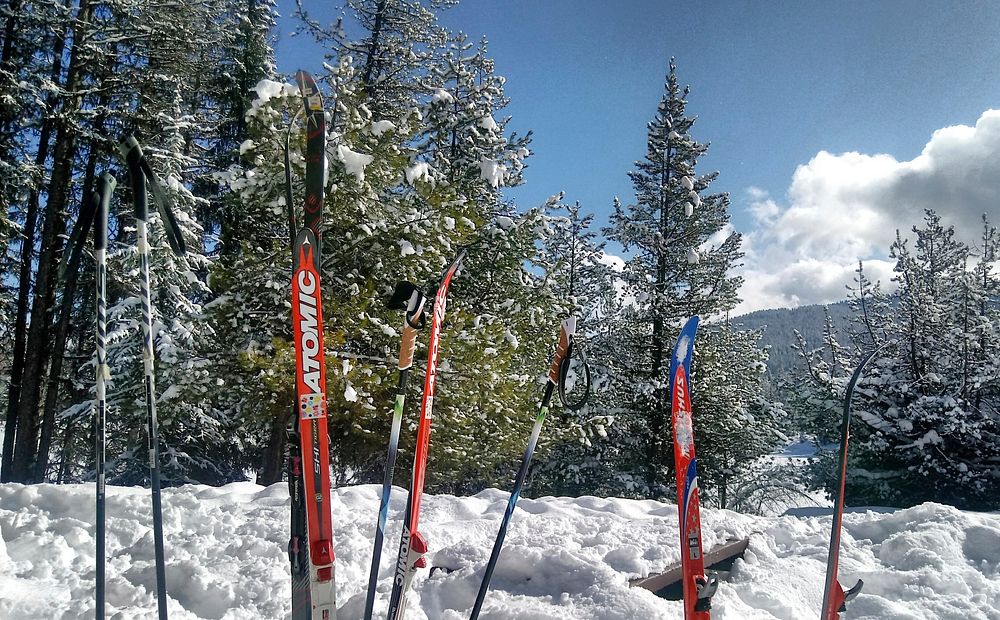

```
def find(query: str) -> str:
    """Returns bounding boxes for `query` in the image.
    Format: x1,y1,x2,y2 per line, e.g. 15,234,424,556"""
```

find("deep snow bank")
0,483,997,619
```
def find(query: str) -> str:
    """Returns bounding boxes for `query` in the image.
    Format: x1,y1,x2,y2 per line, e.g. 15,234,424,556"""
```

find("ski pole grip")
398,291,426,371
547,316,577,384
399,323,418,371
94,173,116,251
118,135,148,222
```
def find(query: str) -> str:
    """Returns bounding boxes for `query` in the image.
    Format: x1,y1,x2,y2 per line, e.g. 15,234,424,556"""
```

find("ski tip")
293,228,316,246
672,316,700,363
844,578,864,601
684,315,701,332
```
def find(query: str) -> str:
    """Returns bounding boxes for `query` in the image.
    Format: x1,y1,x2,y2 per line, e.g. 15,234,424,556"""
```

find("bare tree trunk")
1,139,45,481
10,134,78,481
57,415,80,483
9,0,92,482
35,161,98,480
1,13,67,481
258,408,291,485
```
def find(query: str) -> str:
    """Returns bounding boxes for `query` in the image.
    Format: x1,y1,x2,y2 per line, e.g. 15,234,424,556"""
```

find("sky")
274,0,1000,313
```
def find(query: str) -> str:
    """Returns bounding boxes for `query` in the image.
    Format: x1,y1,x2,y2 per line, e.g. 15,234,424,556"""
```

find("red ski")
286,69,335,620
821,347,880,620
292,228,335,619
670,316,717,620
386,250,465,620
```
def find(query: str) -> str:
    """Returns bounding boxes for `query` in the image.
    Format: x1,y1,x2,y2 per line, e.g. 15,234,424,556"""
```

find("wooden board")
629,537,750,596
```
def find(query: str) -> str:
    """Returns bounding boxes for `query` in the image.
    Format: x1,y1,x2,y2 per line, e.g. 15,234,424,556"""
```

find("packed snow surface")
0,483,998,619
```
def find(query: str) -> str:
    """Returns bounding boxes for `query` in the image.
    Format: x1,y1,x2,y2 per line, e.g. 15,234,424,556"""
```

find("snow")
478,157,505,188
370,120,396,136
336,145,374,183
901,429,943,450
248,79,296,116
405,162,432,185
1,483,998,619
675,335,692,365
478,114,499,132
344,383,358,402
251,79,285,104
432,89,454,104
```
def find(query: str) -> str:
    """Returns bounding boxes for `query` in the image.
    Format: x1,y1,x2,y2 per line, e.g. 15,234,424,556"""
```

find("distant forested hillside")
735,301,854,378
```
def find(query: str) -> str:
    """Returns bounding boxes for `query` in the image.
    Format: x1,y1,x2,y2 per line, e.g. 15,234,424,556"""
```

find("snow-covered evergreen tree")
791,211,1000,510
90,0,255,485
217,3,549,488
527,197,622,497
601,58,773,500
852,211,1000,509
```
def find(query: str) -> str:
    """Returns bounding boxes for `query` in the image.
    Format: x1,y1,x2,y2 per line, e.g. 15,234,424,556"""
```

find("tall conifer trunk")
9,0,93,482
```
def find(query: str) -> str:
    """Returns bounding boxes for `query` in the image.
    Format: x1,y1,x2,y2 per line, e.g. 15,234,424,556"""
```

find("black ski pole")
119,136,185,620
94,172,115,620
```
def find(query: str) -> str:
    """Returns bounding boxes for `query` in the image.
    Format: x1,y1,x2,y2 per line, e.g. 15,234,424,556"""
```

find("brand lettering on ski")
422,294,448,417
296,269,323,395
394,527,412,586
674,370,695,456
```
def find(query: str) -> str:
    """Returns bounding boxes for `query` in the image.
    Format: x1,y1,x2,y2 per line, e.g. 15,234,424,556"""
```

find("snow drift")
0,483,997,619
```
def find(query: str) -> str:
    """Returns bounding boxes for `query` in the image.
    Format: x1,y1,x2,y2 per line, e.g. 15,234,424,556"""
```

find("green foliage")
693,324,784,508
596,58,773,501
789,212,1000,510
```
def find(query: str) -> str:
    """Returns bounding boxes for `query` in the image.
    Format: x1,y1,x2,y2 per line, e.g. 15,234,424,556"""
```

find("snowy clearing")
0,483,998,619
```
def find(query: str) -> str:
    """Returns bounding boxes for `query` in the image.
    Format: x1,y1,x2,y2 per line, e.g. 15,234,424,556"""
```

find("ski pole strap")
118,136,148,220
558,343,592,411
140,156,186,256
118,135,186,256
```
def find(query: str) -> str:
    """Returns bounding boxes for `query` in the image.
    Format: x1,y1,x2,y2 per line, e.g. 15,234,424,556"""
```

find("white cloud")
736,109,1000,314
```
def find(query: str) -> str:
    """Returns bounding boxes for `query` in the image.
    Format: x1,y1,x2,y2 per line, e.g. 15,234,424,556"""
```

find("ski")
286,69,336,620
118,136,186,620
93,173,114,620
469,316,579,620
670,316,717,620
821,347,880,620
386,251,465,620
363,283,427,620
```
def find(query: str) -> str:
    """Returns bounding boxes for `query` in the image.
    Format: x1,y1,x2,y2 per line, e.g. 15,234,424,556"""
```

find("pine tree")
215,5,542,488
791,211,1000,510
602,58,768,499
526,196,622,496
693,323,781,508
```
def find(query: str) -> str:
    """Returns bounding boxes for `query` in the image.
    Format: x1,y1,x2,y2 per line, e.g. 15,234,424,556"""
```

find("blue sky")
275,1,1000,311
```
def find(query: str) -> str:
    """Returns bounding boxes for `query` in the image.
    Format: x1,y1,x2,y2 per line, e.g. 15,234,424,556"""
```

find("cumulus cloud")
736,109,1000,314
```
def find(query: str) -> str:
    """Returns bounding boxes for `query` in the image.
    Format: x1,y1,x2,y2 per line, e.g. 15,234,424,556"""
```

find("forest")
1,0,998,513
